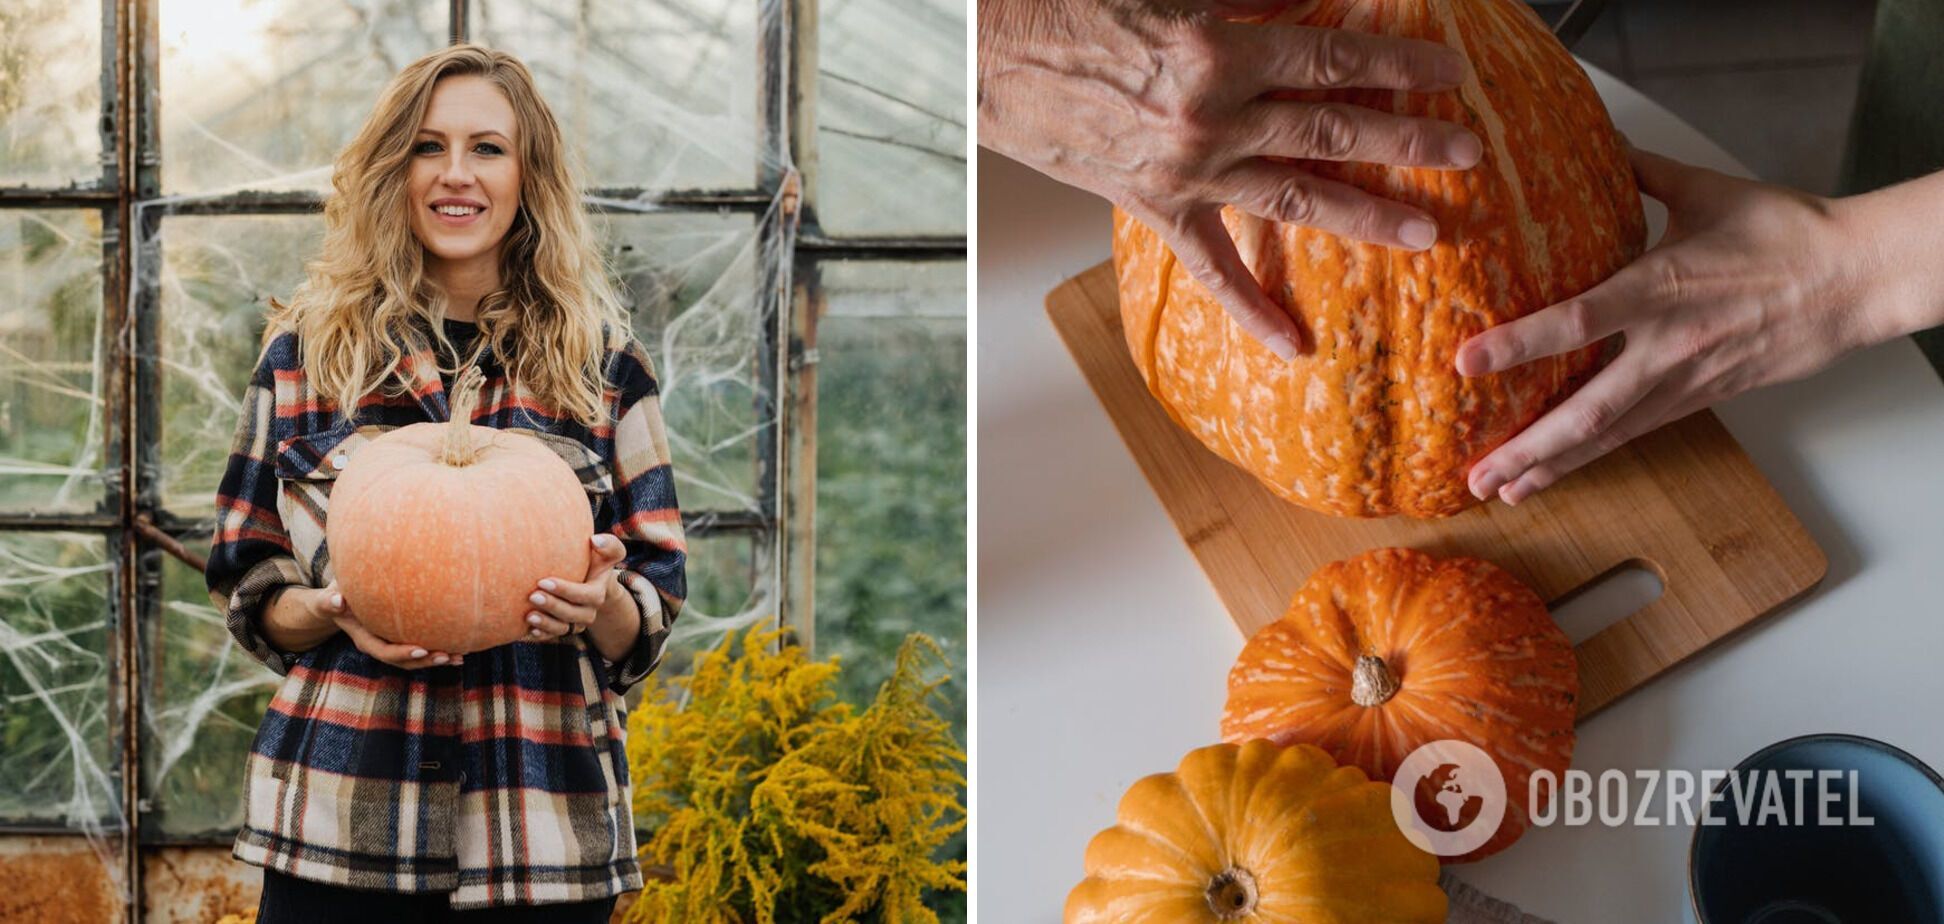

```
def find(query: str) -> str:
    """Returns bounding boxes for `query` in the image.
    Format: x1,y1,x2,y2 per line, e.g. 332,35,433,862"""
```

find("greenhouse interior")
0,0,967,921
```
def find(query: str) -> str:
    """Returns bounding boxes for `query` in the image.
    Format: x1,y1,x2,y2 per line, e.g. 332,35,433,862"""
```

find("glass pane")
0,532,119,827
657,531,766,682
154,215,324,521
602,211,761,515
811,261,964,716
473,0,759,191
816,0,966,235
159,0,446,194
811,260,964,922
0,1,104,188
0,209,110,513
142,544,278,838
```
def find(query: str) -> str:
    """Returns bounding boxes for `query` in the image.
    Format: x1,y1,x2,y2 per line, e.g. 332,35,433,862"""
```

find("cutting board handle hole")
1549,558,1666,645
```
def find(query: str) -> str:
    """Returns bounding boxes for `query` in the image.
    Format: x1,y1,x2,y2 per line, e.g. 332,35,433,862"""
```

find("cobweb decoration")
0,532,122,886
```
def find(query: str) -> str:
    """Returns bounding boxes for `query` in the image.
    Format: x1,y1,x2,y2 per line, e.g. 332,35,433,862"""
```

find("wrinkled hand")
312,580,463,669
979,0,1480,357
523,534,630,641
1457,145,1894,506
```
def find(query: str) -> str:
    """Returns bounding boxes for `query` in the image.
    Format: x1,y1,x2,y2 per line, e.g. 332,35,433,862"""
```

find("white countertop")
975,65,1944,922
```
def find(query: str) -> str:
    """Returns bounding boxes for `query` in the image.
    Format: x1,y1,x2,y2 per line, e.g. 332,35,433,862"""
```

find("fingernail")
539,579,556,591
1472,469,1509,501
528,613,542,625
1499,479,1527,507
1268,334,1299,361
1400,219,1437,250
592,535,610,548
529,592,547,605
1448,132,1483,168
1438,50,1467,86
530,628,543,638
433,654,449,665
1456,345,1487,377
330,593,343,608
411,648,428,658
452,657,463,665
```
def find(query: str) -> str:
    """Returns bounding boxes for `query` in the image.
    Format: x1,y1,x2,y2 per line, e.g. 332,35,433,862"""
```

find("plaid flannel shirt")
204,317,686,909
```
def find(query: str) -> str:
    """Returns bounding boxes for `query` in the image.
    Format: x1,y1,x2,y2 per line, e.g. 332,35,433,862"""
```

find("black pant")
257,868,618,923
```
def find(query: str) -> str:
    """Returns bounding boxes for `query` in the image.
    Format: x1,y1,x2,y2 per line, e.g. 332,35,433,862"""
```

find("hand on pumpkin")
1457,144,1944,505
309,580,465,670
978,0,1482,358
523,534,633,642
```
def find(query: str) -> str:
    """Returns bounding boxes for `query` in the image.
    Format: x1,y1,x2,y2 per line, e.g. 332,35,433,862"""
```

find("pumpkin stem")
1204,867,1259,919
1351,654,1401,707
440,365,487,467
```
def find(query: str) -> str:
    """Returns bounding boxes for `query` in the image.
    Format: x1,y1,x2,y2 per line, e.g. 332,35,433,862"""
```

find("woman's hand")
979,0,1480,358
1456,144,1937,506
524,534,633,641
309,580,464,669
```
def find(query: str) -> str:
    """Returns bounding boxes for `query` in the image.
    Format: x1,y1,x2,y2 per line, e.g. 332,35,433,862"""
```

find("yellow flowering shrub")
623,624,967,924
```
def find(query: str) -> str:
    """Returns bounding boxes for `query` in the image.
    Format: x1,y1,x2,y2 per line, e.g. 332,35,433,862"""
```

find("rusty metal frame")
2,0,966,915
119,0,158,909
0,189,122,205
776,252,820,648
767,0,811,645
798,235,966,260
766,0,812,645
117,188,774,217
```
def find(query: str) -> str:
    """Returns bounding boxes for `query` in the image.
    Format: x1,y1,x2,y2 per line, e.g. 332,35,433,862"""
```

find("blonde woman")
204,44,685,922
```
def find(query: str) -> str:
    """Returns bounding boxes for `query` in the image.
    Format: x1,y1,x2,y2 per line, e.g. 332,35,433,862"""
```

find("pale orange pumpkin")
327,366,593,654
1221,548,1576,862
1114,0,1646,518
1065,739,1446,923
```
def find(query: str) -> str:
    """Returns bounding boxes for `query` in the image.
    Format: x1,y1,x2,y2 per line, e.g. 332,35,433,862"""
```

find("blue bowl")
1690,734,1944,924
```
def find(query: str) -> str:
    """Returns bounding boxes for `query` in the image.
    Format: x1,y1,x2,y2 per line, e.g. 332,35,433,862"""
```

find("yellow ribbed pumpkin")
327,366,592,654
1065,740,1446,923
1114,0,1646,518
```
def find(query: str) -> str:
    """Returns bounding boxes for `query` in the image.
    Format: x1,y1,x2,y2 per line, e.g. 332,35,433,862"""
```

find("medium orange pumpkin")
1114,0,1646,518
327,366,593,654
1221,548,1576,862
1065,740,1447,923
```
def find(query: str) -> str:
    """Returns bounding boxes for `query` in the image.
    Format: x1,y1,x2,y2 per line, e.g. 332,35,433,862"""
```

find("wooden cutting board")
1047,261,1827,719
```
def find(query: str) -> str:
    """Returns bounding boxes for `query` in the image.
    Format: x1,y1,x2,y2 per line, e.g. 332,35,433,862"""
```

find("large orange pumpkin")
1065,740,1446,923
327,366,593,654
1115,0,1646,518
1221,548,1576,862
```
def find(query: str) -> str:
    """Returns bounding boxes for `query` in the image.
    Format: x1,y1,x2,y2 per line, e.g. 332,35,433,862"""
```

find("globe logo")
1389,740,1506,857
1416,762,1485,832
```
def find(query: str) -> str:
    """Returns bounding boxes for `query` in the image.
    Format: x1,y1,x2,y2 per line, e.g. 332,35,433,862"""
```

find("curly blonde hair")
265,43,628,429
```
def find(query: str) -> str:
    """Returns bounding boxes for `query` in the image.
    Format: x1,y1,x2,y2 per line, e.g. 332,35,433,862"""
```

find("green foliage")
814,315,967,719
810,291,967,924
145,552,278,837
624,625,966,924
0,533,116,825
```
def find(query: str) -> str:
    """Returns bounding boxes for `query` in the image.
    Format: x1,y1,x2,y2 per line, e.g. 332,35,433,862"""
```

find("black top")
434,317,492,387
441,316,480,346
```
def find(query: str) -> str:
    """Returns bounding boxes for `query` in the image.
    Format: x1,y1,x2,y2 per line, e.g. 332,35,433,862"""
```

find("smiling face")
407,75,521,269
